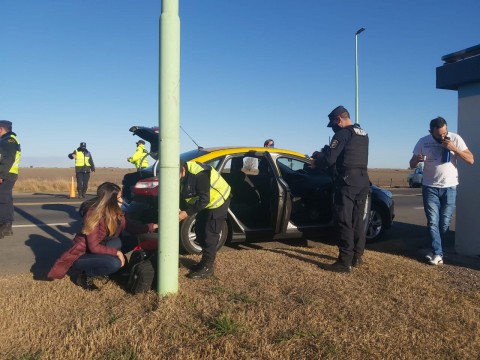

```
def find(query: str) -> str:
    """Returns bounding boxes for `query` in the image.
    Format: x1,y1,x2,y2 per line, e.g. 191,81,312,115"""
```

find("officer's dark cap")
80,142,87,148
0,120,12,129
327,106,349,127
136,140,145,145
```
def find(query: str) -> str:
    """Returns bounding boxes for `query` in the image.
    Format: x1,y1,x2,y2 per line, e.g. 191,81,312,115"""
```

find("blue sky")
1,0,479,169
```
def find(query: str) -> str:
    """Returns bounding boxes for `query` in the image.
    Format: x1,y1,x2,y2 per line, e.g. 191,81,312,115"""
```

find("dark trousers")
76,172,91,195
333,179,370,265
194,198,230,260
0,177,17,224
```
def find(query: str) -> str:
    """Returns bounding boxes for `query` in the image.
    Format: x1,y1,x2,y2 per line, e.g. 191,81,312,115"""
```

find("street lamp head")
355,27,365,35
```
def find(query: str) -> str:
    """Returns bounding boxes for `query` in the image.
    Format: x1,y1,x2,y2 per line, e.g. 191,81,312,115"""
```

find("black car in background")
122,126,395,254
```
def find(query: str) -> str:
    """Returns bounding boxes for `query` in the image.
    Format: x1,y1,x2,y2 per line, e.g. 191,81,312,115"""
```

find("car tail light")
133,178,159,196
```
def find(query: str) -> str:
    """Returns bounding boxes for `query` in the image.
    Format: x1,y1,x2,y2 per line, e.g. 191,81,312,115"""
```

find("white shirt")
412,132,468,188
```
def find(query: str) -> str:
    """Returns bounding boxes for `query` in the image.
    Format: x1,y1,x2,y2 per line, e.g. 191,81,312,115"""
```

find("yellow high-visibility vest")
74,150,92,167
184,161,231,209
8,134,21,175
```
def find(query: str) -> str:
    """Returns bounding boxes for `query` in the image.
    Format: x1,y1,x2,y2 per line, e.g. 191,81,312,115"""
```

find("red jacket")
47,213,155,280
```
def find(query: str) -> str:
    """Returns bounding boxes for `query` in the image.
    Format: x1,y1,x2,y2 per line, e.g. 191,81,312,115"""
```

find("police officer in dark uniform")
179,161,231,279
313,106,370,272
0,120,21,238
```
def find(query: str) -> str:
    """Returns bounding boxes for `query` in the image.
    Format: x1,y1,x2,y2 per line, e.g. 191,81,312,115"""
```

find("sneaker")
425,252,434,261
428,255,443,266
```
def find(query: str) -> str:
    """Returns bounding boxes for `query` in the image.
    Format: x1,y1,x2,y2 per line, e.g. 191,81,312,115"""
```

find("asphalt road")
1,188,468,277
2,193,83,277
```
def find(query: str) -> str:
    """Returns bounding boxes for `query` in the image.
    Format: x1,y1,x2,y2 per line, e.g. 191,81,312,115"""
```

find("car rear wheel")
366,204,386,242
179,215,229,255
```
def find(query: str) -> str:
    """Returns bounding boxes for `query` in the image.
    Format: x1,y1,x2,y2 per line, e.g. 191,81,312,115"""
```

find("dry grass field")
14,167,132,193
4,167,479,359
1,244,479,359
14,167,412,193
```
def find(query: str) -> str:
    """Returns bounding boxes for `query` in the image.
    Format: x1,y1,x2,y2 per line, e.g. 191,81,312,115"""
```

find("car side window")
277,157,306,172
204,159,220,170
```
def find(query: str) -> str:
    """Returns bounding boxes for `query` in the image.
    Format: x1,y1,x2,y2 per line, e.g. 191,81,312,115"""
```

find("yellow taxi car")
122,126,395,254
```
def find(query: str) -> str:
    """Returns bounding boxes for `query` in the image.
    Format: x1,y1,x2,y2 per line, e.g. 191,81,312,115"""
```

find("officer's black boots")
330,260,352,273
189,257,205,272
352,256,364,267
188,255,215,280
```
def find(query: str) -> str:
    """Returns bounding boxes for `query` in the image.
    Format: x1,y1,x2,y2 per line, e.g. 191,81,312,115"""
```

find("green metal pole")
158,0,180,296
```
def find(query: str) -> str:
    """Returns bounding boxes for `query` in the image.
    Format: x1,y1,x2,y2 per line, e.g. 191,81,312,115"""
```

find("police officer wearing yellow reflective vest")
68,142,95,198
127,140,149,170
313,106,370,273
0,120,21,238
179,161,231,279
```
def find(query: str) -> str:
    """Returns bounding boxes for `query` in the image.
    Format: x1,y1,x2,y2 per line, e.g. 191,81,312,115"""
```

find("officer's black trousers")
333,180,370,265
76,172,91,195
194,198,230,261
0,177,17,224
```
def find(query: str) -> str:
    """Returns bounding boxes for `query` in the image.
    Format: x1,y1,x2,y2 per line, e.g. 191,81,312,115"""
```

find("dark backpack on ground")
126,249,157,294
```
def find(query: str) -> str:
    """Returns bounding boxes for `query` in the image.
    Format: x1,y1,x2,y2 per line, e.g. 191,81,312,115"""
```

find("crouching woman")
48,182,157,290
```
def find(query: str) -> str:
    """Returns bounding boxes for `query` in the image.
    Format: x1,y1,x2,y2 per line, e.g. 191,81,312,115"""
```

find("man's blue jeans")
422,185,457,256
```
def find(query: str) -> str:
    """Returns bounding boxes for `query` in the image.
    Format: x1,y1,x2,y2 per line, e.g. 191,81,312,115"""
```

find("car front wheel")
179,215,229,255
366,204,386,243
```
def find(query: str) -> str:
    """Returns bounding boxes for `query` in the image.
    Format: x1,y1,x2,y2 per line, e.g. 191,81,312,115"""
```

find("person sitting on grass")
47,182,158,291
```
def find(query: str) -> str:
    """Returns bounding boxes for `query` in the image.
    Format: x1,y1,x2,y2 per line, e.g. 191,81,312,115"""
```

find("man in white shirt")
410,117,474,265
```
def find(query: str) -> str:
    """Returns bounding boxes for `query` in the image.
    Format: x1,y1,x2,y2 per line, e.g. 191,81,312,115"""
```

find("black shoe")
76,272,99,291
352,256,364,267
188,264,214,280
330,261,352,273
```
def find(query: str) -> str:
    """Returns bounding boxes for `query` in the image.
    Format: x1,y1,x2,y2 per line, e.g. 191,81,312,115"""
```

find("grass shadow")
266,248,337,270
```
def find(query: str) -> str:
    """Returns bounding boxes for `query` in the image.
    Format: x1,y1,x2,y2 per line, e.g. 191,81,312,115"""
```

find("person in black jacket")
0,120,21,238
313,106,370,273
68,142,95,198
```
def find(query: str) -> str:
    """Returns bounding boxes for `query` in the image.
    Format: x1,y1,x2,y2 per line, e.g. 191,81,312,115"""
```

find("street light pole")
355,27,365,125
